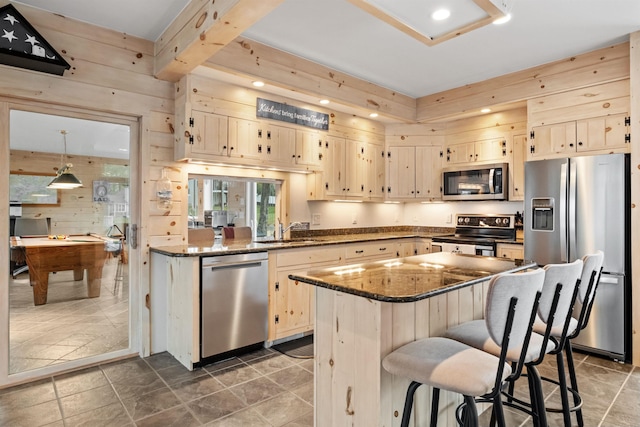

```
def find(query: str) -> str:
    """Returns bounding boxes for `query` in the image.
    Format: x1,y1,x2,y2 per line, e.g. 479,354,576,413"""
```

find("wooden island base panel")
12,236,108,306
289,252,535,426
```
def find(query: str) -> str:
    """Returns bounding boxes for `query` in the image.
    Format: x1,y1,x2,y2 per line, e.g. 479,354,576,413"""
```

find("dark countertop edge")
288,261,536,303
150,232,524,257
149,232,446,257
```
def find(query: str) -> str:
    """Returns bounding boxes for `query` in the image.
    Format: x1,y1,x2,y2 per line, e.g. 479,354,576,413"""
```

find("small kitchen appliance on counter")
431,214,516,256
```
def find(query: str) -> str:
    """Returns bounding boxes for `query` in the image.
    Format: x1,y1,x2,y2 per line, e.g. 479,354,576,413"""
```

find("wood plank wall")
0,0,175,362
10,150,129,236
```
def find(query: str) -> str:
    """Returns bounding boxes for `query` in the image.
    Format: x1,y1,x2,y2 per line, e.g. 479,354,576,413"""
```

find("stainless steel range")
431,214,516,256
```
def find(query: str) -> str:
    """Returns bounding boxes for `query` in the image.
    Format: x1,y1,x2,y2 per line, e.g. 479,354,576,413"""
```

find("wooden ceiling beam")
203,37,417,123
154,0,284,82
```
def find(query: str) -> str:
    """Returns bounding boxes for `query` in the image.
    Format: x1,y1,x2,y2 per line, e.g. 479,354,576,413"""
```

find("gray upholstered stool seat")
382,268,545,427
446,320,553,364
443,259,584,427
383,337,511,397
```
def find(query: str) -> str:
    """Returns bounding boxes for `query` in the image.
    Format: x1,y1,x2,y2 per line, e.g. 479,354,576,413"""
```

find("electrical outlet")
352,213,358,224
446,214,452,224
312,213,321,225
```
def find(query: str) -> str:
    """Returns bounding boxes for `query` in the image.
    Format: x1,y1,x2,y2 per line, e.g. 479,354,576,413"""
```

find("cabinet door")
416,146,442,200
189,110,229,157
475,138,508,163
510,134,526,200
386,146,416,199
497,244,524,259
323,136,347,198
530,122,576,158
365,143,385,200
446,141,475,164
274,269,313,339
346,140,366,198
295,129,322,168
265,125,296,165
576,113,629,152
228,117,258,159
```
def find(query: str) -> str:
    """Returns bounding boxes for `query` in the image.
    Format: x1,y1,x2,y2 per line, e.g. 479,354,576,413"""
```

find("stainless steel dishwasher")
200,252,268,362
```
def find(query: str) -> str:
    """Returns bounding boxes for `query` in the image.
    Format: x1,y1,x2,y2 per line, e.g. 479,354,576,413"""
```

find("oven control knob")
458,217,464,224
464,217,470,223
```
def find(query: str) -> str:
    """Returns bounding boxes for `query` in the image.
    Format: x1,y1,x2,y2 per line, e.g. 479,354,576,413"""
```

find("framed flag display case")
0,3,70,75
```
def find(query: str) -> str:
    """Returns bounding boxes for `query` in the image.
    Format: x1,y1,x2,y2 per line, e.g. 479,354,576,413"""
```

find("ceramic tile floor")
0,348,314,427
9,257,129,374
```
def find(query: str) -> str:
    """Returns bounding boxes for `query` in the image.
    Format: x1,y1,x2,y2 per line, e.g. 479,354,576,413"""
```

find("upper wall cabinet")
529,113,630,159
386,145,443,201
445,138,508,165
307,136,385,201
176,110,229,160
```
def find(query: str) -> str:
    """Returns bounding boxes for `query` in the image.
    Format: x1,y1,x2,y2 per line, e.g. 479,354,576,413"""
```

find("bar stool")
382,268,544,427
445,259,584,427
535,251,604,427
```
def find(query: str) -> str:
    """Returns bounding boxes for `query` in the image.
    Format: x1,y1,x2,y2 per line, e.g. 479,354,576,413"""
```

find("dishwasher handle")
206,261,264,271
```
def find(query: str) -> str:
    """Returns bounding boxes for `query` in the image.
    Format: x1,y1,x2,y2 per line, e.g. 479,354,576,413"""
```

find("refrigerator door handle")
568,163,577,260
559,163,568,262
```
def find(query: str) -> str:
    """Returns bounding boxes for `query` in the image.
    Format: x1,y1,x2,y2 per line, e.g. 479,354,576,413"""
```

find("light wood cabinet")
269,246,343,341
344,241,397,261
510,134,526,201
176,110,229,161
496,243,524,259
445,138,508,164
307,136,385,201
295,129,323,169
529,113,629,158
386,145,442,201
415,238,432,255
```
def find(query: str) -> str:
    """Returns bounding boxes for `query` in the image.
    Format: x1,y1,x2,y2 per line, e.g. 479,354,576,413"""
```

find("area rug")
272,335,314,359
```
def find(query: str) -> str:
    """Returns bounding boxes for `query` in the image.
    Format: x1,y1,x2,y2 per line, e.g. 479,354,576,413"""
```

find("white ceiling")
13,0,640,98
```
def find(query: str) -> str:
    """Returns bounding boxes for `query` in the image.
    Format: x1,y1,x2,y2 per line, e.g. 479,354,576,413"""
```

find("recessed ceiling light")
493,13,511,25
369,112,379,118
431,9,450,21
319,99,330,105
481,108,492,113
252,81,265,87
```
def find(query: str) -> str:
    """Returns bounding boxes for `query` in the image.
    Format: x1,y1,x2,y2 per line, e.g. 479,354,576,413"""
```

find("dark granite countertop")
289,252,535,303
150,229,450,257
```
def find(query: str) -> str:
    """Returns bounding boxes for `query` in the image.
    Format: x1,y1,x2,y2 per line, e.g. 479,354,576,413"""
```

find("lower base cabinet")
496,243,524,259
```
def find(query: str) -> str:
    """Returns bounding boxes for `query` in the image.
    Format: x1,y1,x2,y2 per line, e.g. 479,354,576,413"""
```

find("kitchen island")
289,252,535,426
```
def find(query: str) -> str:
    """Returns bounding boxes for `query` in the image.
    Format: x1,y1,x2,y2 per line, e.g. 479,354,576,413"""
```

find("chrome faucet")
277,219,302,241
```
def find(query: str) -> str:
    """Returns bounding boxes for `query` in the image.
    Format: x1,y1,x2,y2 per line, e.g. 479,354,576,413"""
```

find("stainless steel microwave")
442,163,508,201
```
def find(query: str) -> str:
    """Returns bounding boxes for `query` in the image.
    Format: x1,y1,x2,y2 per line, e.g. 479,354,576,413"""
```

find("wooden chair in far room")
188,227,215,244
222,226,252,239
445,259,584,427
382,268,544,427
535,251,604,427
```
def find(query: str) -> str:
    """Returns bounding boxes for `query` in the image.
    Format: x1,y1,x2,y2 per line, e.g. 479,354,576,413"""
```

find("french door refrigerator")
524,153,630,361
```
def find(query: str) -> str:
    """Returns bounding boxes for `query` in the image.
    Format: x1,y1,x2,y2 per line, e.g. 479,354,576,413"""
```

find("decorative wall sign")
0,4,71,76
256,98,329,130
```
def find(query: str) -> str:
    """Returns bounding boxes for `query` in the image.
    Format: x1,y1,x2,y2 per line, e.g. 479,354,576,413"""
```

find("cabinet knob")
578,141,583,146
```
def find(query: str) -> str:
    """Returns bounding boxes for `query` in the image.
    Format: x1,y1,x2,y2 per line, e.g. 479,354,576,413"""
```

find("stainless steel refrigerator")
524,153,629,361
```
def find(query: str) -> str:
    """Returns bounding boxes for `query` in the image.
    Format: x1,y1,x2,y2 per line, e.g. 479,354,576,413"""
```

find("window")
188,175,280,238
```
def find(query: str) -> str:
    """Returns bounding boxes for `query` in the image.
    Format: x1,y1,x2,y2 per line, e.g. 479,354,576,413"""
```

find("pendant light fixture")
47,130,83,189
